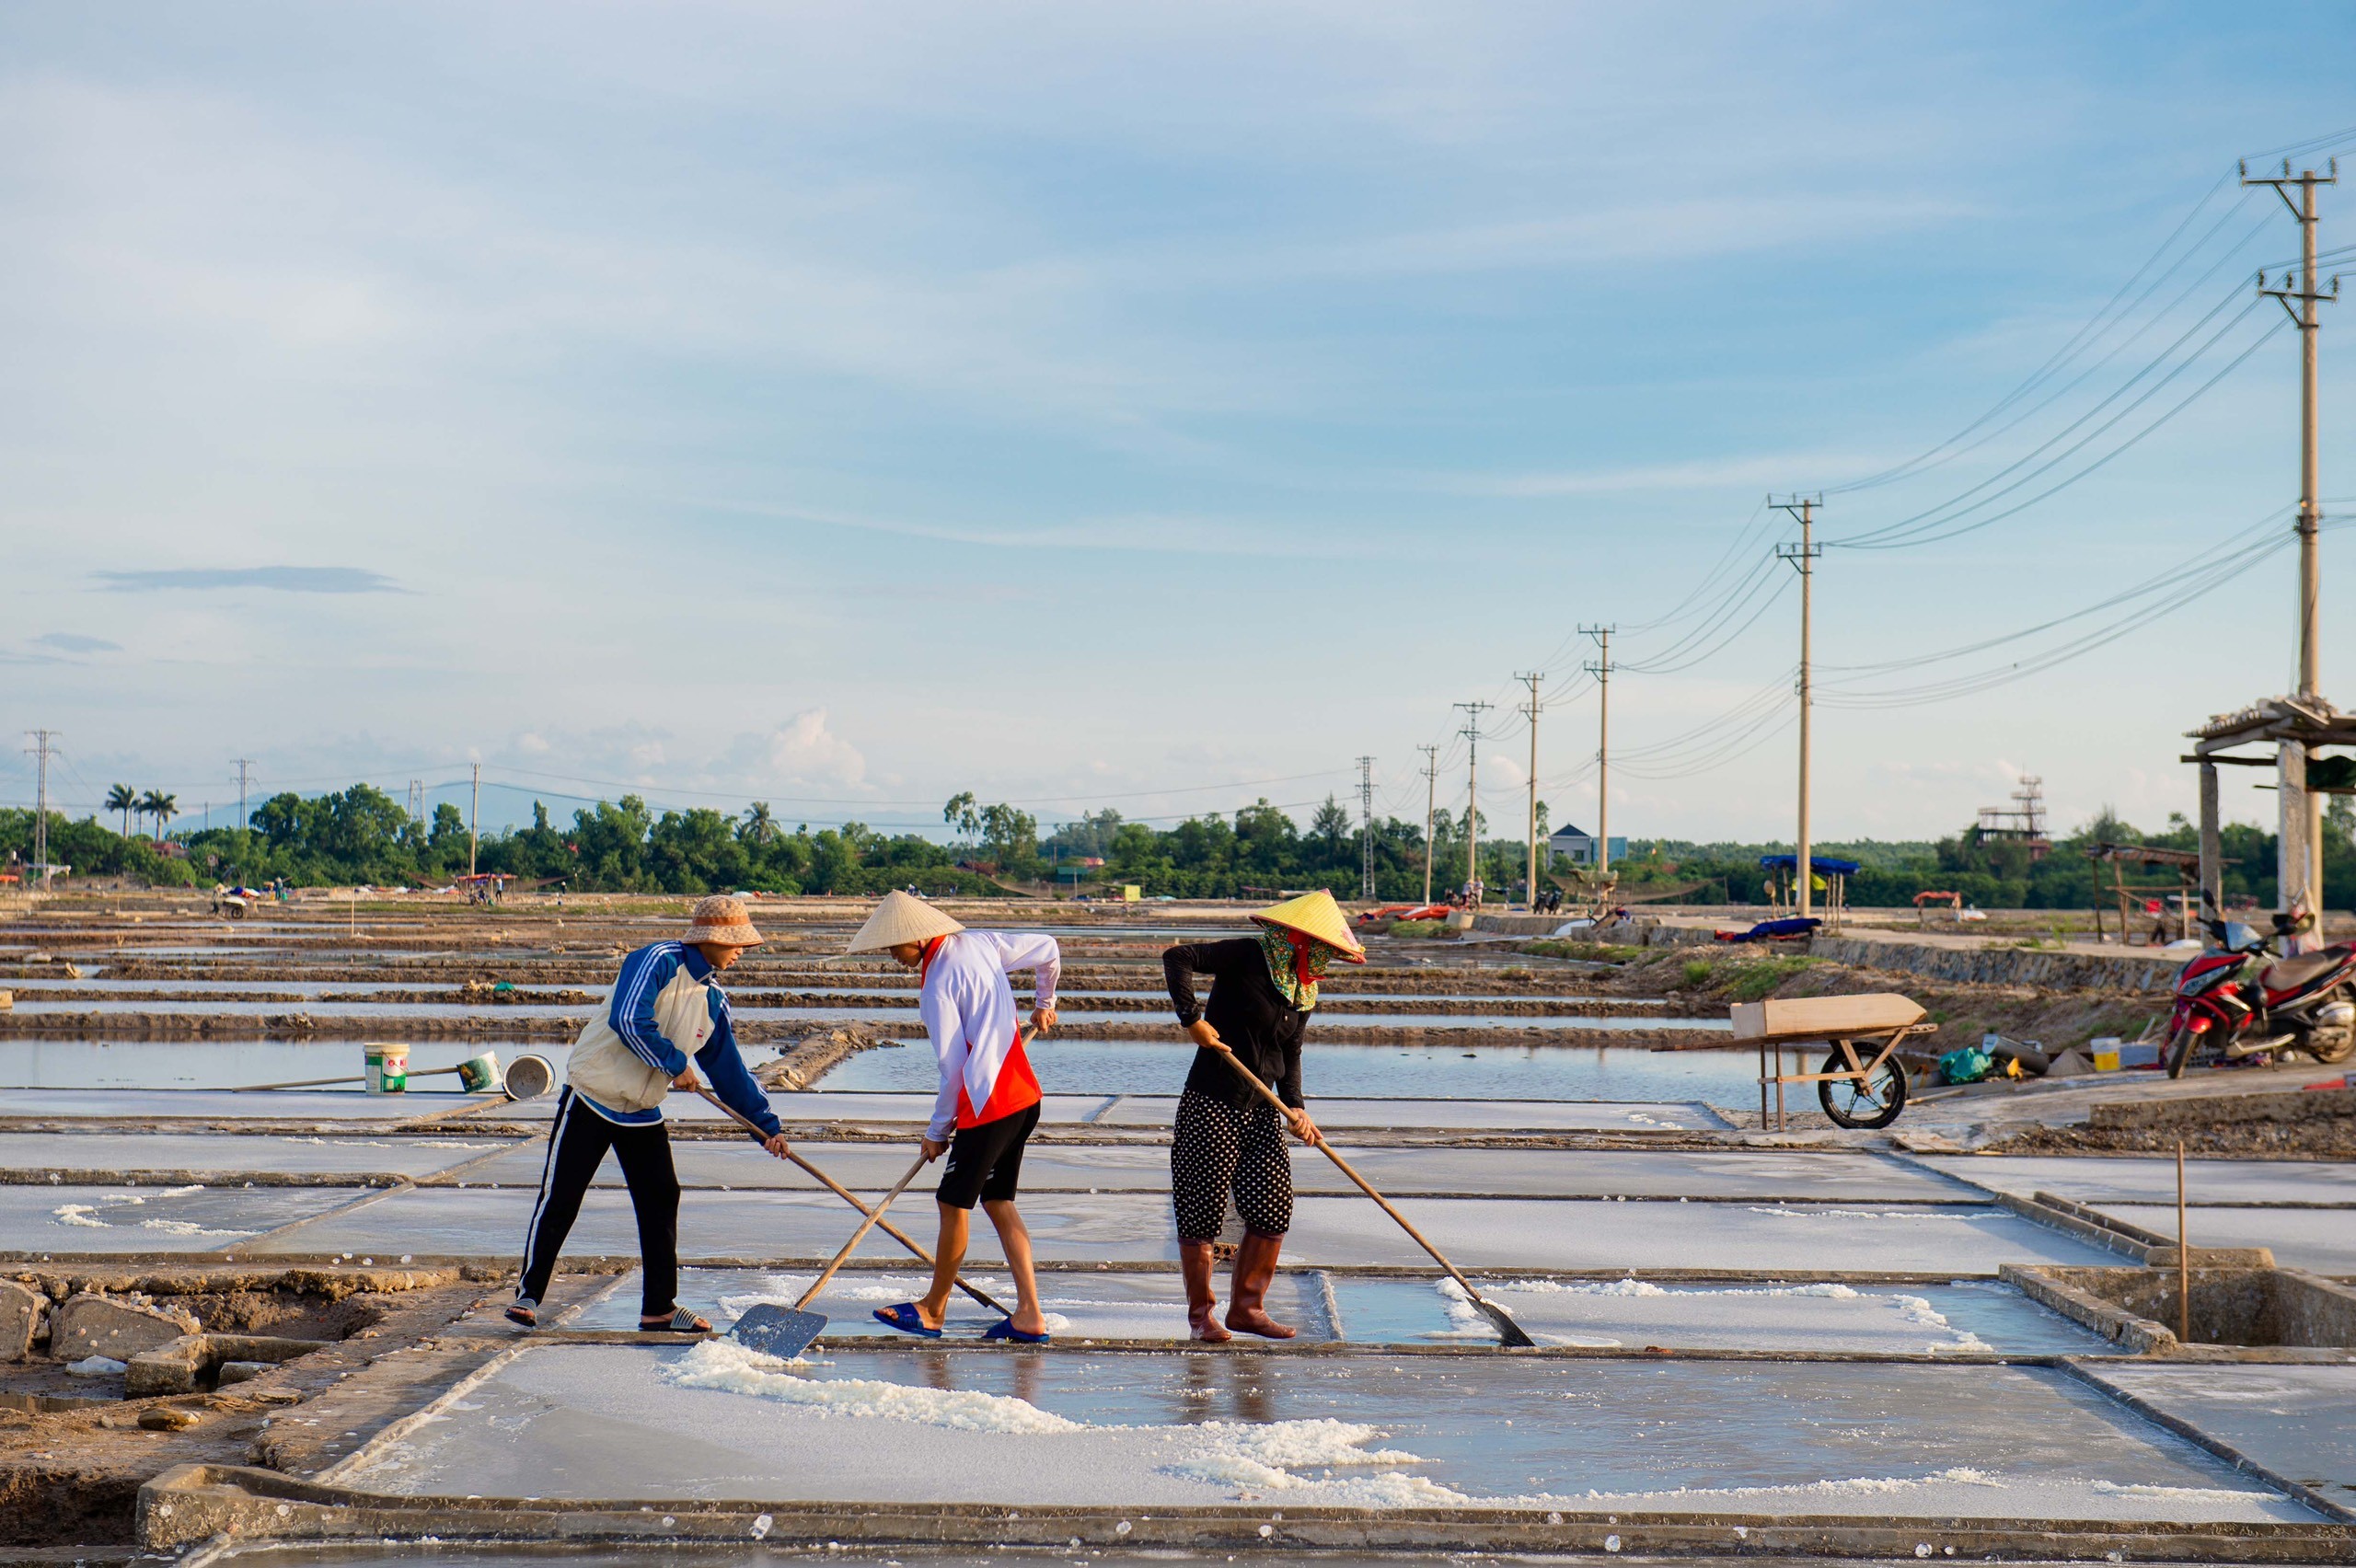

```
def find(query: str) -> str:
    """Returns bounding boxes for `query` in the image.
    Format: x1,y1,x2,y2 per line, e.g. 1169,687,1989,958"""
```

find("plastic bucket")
364,1043,410,1094
455,1052,502,1094
502,1053,555,1101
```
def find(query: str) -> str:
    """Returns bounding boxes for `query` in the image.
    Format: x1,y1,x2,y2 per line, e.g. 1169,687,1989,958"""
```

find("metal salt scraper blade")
730,1303,828,1360
1471,1294,1537,1348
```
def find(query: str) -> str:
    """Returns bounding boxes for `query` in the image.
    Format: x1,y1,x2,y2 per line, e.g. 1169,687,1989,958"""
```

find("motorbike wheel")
2163,1025,2199,1079
1819,1048,1907,1129
2307,1027,2356,1066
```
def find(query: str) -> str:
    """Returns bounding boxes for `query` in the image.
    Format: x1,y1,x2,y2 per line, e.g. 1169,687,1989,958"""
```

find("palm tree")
107,784,136,839
139,790,178,843
741,801,777,845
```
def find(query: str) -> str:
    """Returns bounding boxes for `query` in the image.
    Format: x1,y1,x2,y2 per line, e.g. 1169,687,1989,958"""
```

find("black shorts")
935,1101,1041,1209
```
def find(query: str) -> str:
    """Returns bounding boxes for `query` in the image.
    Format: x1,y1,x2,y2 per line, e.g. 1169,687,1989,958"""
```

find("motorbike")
2163,908,2356,1078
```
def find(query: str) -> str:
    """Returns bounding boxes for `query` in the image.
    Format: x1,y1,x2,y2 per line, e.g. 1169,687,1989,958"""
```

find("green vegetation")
1726,955,1815,1001
1681,959,1715,987
6,781,2327,907
1521,940,1641,963
1610,806,2308,911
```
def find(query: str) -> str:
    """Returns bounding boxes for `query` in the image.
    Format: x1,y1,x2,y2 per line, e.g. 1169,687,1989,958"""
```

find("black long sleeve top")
1162,938,1308,1110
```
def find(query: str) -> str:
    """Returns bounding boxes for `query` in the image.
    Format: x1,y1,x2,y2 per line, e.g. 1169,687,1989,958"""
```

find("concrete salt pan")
337,1343,2317,1521
0,1182,358,1252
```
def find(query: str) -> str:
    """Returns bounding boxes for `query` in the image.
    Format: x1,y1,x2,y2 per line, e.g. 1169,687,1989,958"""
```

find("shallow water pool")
817,1038,1761,1106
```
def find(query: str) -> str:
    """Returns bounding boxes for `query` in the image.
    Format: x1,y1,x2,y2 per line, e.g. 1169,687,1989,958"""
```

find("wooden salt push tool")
733,1026,1034,1360
1205,1038,1537,1349
687,1084,1010,1315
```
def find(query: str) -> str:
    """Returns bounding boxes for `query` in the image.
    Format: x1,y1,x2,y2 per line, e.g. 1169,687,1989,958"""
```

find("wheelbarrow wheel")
1818,1047,1906,1129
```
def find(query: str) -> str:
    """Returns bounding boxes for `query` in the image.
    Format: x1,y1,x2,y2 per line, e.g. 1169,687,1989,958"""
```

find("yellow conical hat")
1250,890,1367,963
845,890,964,954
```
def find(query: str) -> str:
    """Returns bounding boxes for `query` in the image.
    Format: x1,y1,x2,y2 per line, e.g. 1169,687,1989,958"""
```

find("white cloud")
742,709,869,792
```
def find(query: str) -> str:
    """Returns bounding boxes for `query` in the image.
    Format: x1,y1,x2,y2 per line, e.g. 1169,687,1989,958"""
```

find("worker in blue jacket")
510,894,790,1332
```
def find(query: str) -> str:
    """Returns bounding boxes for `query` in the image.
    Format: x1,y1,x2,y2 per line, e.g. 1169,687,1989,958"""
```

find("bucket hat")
1250,890,1367,963
845,889,965,954
682,894,767,948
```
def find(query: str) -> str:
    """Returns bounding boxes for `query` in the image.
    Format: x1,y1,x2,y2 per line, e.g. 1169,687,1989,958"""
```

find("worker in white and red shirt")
846,892,1060,1342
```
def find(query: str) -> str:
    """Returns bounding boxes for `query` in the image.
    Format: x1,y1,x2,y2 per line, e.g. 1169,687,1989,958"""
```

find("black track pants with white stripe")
517,1087,682,1319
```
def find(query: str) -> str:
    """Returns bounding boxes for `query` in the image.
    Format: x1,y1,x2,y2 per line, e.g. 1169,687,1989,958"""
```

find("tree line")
0,782,2327,910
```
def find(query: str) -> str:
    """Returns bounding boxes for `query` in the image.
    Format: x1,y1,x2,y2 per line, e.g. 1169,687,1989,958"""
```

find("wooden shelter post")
2280,740,2315,949
2198,760,2222,917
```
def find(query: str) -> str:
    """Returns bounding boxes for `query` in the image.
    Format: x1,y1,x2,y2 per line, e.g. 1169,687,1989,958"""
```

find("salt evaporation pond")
569,1265,2106,1355
336,1343,2316,1521
819,1038,1762,1106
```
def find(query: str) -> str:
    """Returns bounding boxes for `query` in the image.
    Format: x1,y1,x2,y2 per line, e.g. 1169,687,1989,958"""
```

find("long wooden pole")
2177,1137,2191,1343
1202,1038,1533,1346
689,1085,1008,1313
793,1155,929,1310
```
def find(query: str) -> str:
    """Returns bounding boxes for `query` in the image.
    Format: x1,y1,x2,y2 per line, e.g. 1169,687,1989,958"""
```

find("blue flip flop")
872,1302,942,1339
982,1318,1050,1344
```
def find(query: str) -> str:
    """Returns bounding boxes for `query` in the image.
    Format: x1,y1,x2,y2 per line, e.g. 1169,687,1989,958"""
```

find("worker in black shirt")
1161,891,1365,1341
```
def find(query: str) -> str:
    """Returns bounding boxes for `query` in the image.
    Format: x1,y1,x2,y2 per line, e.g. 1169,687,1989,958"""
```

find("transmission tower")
1455,701,1491,905
1516,673,1542,907
1581,625,1615,873
1773,496,1822,917
2244,156,2339,926
1356,755,1376,900
408,780,426,830
23,731,58,881
1417,744,1439,905
233,759,256,832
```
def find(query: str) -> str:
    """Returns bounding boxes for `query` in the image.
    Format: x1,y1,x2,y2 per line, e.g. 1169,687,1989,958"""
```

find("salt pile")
1434,1276,1996,1353
666,1339,1451,1505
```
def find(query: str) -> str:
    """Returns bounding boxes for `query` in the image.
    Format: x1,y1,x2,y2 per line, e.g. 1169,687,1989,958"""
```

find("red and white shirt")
918,929,1062,1141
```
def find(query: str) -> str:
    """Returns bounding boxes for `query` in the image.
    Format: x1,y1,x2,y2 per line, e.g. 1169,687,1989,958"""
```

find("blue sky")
2,3,2352,845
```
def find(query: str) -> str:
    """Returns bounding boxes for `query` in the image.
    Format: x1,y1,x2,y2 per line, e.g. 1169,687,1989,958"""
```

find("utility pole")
1455,701,1491,905
468,763,481,879
1417,744,1439,905
1773,496,1822,918
1581,626,1615,874
1356,755,1376,900
2246,156,2339,936
1517,673,1542,909
23,731,57,882
233,759,255,832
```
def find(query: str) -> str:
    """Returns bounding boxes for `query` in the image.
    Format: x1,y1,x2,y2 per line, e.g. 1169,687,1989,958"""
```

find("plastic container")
2090,1037,2121,1071
454,1052,502,1093
364,1043,410,1094
502,1053,556,1101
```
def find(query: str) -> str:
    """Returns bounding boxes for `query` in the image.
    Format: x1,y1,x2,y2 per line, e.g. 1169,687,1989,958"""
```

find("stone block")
214,1360,271,1387
124,1335,207,1397
0,1279,40,1360
50,1293,200,1364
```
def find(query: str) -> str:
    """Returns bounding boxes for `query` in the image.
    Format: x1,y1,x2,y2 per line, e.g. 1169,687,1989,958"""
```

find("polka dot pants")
1171,1087,1292,1240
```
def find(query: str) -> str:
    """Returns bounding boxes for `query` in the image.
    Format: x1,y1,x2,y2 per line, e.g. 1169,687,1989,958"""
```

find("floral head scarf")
1258,921,1337,1010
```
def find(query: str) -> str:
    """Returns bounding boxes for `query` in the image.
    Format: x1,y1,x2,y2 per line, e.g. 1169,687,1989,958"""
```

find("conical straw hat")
845,889,965,954
1250,890,1367,963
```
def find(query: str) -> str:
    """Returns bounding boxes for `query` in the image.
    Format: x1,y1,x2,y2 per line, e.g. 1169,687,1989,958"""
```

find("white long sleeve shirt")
917,929,1061,1142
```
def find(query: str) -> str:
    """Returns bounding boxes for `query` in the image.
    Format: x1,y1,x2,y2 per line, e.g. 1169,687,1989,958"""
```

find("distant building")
1547,825,1626,867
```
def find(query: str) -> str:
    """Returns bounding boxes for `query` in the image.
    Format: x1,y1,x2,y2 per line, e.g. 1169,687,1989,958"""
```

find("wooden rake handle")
688,1085,1008,1315
794,1154,929,1310
1204,1037,1495,1309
